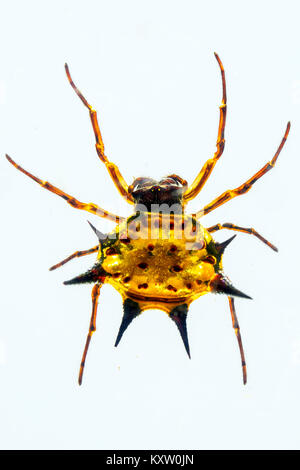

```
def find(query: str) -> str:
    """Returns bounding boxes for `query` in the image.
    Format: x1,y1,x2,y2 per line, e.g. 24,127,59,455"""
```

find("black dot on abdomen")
172,265,183,272
167,284,177,292
138,262,148,269
138,283,148,289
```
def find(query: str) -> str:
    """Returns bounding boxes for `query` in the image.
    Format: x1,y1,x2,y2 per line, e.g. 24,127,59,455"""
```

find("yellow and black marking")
6,53,290,385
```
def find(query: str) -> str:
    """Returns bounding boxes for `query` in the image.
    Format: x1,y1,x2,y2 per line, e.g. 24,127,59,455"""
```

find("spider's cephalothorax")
128,175,188,211
6,53,290,385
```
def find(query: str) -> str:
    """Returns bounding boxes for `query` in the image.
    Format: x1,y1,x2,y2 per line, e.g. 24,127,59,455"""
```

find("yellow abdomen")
100,212,219,313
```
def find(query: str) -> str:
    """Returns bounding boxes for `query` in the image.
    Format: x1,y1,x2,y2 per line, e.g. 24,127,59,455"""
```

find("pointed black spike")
169,304,191,358
215,234,237,255
115,298,141,347
87,220,107,242
64,266,104,285
211,274,252,299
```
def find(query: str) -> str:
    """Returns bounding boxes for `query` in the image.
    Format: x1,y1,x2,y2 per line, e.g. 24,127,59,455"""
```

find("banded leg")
49,245,99,271
78,283,102,385
195,122,291,218
183,53,227,202
65,64,134,204
228,297,247,385
207,223,278,252
6,154,124,223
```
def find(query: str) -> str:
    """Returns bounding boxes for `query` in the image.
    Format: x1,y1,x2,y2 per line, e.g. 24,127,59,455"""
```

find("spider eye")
131,177,157,193
165,174,188,188
159,176,184,188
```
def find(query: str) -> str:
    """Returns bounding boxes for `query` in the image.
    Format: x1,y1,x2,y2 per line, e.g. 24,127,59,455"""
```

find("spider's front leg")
5,154,124,223
65,64,134,204
195,122,291,218
207,223,278,252
183,53,227,203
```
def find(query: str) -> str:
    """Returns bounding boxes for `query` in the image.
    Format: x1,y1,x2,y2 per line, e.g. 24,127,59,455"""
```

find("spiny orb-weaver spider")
6,53,290,385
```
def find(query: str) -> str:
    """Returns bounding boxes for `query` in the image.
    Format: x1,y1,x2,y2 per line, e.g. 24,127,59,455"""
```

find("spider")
6,53,290,385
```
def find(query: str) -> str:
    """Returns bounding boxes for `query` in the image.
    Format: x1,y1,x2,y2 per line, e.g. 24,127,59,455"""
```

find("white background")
0,0,299,450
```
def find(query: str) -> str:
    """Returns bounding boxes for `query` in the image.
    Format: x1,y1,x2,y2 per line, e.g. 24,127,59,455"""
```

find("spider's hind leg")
49,245,99,271
78,283,102,385
63,264,106,385
207,223,278,252
228,297,247,385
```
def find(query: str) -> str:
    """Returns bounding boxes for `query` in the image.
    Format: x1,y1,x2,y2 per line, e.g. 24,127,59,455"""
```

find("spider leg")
78,283,102,385
49,245,99,271
228,296,247,385
207,223,278,252
65,64,134,204
194,122,291,218
6,154,124,223
183,53,227,202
